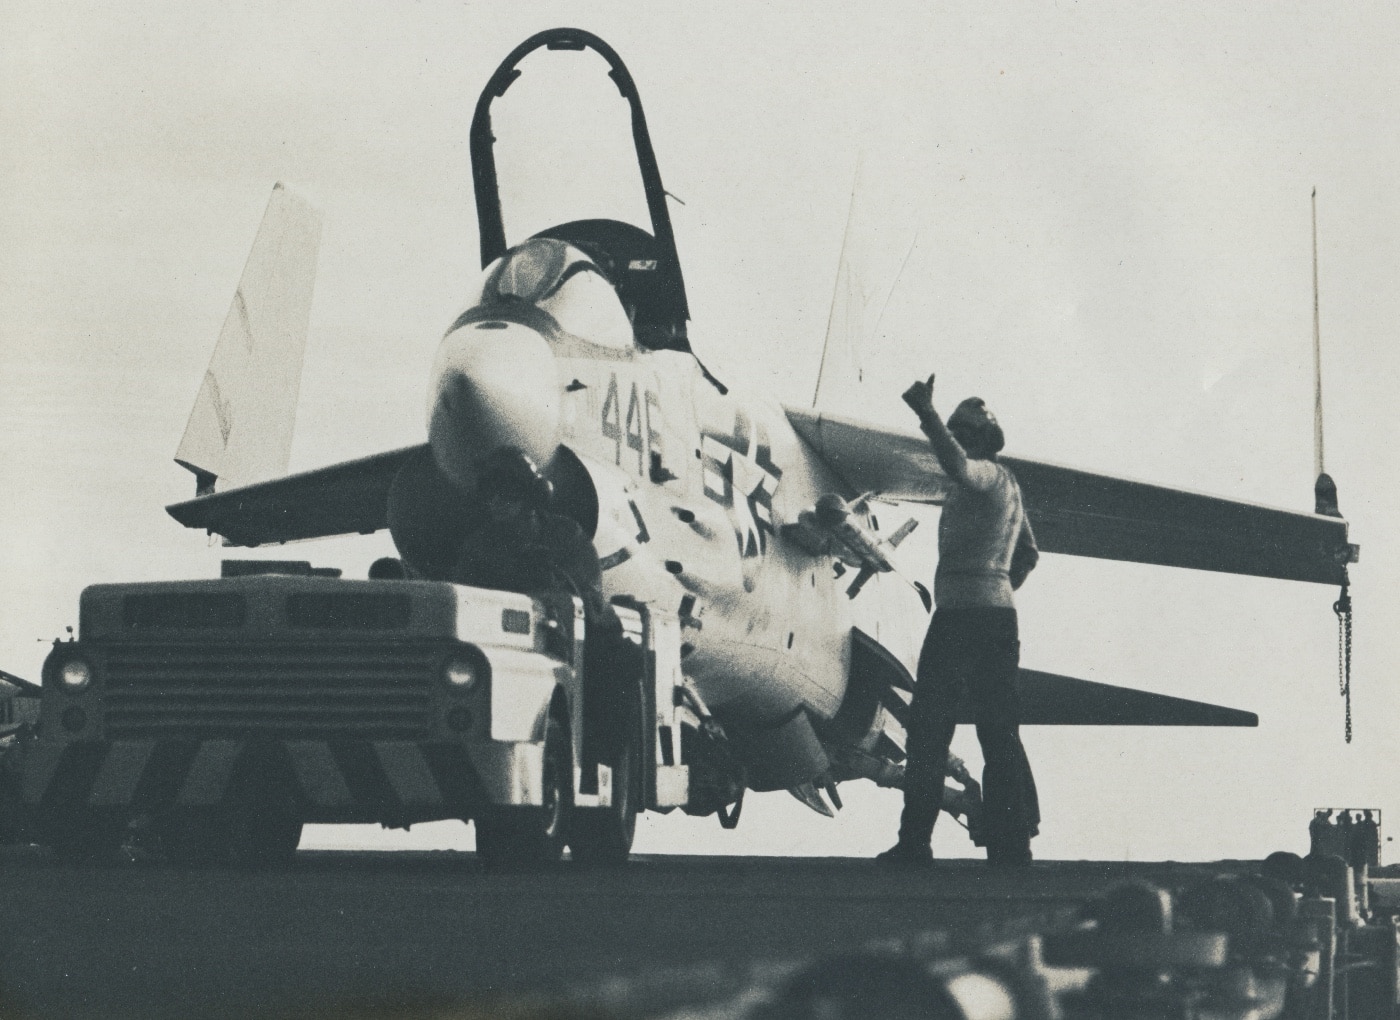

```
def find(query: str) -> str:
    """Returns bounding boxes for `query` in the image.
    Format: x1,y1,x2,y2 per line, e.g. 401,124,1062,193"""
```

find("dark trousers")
898,608,1040,852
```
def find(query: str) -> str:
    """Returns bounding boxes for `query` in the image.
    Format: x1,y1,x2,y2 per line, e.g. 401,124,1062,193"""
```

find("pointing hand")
902,374,935,417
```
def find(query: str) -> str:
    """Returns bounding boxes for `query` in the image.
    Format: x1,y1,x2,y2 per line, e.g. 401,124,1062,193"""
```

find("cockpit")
470,30,695,355
454,219,694,355
458,236,636,351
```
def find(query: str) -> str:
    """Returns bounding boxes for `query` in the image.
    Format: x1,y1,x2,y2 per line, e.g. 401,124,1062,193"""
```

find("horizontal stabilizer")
873,669,1253,727
786,407,1352,586
167,445,422,546
991,670,1257,727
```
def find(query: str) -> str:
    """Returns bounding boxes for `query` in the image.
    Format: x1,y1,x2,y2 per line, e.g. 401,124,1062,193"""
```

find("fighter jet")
166,29,1355,823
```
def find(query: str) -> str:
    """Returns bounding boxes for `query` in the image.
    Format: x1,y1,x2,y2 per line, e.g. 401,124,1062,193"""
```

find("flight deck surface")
0,847,1278,1019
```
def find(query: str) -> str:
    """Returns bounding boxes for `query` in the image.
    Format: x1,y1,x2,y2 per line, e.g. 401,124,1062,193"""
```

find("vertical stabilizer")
176,183,322,494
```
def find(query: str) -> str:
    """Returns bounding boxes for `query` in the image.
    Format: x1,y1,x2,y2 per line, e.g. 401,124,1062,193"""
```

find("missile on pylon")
782,494,928,608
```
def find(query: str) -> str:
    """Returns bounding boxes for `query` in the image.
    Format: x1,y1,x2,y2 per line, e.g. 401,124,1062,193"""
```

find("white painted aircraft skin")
427,246,890,779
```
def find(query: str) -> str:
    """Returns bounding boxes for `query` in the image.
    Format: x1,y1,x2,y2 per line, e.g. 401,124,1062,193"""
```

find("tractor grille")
101,643,439,739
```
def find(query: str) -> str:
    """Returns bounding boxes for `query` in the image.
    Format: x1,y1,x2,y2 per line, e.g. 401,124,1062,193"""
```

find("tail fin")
175,183,322,495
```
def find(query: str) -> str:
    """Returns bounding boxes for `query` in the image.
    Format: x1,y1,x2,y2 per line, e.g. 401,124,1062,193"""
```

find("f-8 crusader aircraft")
164,30,1354,846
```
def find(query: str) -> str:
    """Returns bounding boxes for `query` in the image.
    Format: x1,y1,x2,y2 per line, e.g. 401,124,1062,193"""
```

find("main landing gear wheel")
475,713,572,870
569,702,641,866
161,808,303,869
227,810,303,869
161,812,228,866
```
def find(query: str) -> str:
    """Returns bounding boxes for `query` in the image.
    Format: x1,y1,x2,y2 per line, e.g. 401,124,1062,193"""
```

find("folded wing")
786,408,1353,586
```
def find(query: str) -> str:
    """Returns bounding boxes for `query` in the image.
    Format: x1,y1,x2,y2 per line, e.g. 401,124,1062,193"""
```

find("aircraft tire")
42,808,126,865
227,810,303,870
476,712,571,870
160,805,302,869
0,769,31,845
161,812,230,866
569,693,641,865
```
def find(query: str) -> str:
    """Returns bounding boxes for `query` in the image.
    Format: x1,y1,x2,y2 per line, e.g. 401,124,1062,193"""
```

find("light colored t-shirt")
935,460,1031,609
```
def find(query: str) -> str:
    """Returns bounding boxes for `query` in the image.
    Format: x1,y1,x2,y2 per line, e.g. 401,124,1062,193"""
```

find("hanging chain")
1333,578,1352,743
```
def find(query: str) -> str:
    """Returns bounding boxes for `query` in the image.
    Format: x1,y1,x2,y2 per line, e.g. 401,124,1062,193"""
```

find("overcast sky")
3,1,1397,862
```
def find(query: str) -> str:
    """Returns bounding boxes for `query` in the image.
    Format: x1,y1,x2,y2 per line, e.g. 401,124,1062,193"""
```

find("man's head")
478,447,552,522
947,397,1005,459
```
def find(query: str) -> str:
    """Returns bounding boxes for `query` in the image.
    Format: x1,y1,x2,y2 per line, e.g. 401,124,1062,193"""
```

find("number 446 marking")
601,373,663,478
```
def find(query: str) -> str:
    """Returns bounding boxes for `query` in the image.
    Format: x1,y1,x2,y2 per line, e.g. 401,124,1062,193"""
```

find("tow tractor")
1,668,41,844
16,561,729,867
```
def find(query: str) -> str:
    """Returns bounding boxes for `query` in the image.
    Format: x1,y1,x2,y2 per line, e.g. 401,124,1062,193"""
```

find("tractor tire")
43,808,126,865
476,713,571,870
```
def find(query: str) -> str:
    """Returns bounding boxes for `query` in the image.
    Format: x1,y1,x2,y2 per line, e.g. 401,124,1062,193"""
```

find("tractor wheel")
43,808,126,865
476,713,571,870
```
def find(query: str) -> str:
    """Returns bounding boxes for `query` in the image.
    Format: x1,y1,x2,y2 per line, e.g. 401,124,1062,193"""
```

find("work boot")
986,838,1033,868
875,841,933,866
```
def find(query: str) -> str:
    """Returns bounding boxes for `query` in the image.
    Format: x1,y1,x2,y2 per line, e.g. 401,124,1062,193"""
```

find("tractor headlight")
59,658,93,692
442,649,486,692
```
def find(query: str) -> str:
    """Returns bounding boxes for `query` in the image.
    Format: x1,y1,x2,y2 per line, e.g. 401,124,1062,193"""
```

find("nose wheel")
569,706,641,865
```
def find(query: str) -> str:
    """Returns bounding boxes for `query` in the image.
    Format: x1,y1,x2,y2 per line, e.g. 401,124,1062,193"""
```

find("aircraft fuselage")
422,249,915,757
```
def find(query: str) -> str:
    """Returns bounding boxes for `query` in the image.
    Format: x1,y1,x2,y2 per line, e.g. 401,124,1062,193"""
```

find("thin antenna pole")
867,231,920,349
813,157,863,408
1311,187,1325,479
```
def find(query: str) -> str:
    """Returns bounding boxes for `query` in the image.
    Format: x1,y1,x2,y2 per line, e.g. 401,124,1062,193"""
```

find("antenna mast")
1311,188,1325,479
1311,189,1340,517
1312,188,1352,743
813,159,863,408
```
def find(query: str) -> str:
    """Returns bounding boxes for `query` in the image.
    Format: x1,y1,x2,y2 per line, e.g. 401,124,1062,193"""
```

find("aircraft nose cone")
428,320,560,489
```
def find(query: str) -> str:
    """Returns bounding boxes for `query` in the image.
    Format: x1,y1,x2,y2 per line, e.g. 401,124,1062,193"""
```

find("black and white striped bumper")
20,736,548,823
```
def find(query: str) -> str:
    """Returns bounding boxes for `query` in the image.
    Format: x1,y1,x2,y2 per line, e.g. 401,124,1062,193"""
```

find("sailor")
455,447,640,724
1309,809,1335,857
1358,810,1381,868
1337,809,1356,864
456,449,610,613
879,375,1040,867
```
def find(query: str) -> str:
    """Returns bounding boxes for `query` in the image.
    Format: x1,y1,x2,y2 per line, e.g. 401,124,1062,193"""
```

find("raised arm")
902,374,974,484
